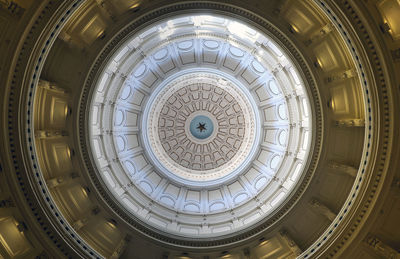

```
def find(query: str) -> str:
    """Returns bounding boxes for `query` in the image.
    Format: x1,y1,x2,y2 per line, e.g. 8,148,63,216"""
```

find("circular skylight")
89,13,312,238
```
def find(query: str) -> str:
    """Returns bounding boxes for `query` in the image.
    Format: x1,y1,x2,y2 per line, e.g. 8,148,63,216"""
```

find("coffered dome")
88,14,312,238
1,0,399,259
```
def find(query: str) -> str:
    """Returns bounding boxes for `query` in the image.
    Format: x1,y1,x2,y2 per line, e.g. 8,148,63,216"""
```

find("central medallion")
190,115,213,140
144,72,259,183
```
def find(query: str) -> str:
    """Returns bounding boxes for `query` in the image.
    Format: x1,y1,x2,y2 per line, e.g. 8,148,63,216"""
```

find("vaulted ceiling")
0,0,399,258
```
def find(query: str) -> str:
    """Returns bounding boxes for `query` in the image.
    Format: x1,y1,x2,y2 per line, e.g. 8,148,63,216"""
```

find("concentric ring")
145,71,258,181
88,12,314,238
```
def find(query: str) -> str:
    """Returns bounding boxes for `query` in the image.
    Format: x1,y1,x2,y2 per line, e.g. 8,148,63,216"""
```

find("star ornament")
196,122,207,132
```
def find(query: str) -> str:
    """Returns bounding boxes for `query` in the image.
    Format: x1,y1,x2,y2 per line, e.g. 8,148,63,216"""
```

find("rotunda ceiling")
89,14,312,238
4,0,391,258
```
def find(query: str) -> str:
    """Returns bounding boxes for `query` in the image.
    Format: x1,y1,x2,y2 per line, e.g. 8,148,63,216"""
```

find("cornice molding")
3,0,104,258
301,0,397,258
